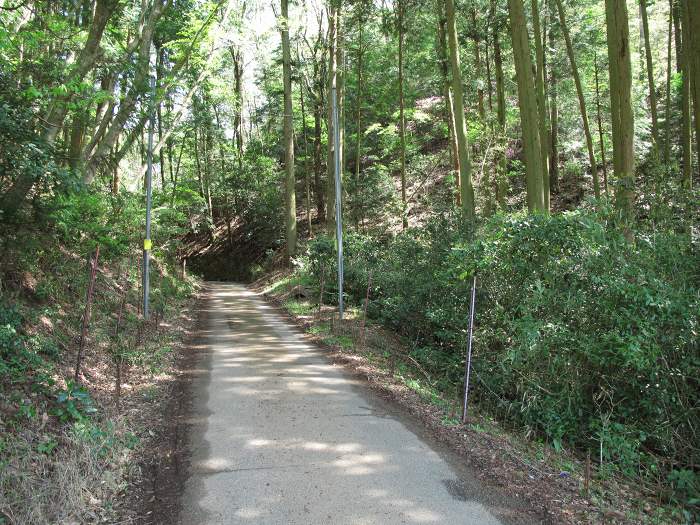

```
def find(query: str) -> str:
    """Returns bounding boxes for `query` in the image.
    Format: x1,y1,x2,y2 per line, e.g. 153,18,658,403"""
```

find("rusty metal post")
74,245,100,381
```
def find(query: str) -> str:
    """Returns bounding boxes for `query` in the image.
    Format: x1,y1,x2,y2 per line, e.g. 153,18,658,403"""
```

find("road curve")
179,282,524,525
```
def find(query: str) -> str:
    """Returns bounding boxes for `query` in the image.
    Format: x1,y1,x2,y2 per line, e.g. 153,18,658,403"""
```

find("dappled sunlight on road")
180,282,509,525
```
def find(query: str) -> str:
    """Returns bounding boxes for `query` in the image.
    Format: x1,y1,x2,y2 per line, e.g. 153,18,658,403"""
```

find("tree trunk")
82,0,170,184
531,0,551,209
493,0,507,209
230,47,245,170
605,0,635,234
445,0,475,220
682,0,700,182
42,0,116,144
436,0,460,206
471,8,486,121
675,0,691,187
640,0,659,150
155,44,167,190
314,79,325,219
398,0,408,228
298,44,313,235
325,6,338,230
555,0,600,198
594,52,609,193
508,0,545,212
663,0,673,163
546,0,559,193
355,12,365,228
281,0,297,259
485,22,493,112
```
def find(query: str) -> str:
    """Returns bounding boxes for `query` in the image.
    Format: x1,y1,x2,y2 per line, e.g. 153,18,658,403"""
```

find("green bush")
301,210,699,504
0,303,54,390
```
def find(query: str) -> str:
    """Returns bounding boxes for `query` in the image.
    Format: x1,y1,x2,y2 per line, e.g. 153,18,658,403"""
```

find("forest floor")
247,269,681,525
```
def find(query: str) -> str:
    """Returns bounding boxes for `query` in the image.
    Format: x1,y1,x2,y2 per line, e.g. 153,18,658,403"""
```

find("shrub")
300,210,699,505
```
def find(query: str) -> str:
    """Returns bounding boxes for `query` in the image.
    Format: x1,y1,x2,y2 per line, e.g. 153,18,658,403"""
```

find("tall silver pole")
332,86,344,320
462,276,477,422
143,74,156,320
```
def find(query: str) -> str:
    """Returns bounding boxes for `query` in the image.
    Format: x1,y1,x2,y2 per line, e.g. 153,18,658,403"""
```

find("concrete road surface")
180,283,530,525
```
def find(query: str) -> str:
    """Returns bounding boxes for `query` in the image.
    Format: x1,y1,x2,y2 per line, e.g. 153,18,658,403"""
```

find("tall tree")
397,0,408,228
492,0,508,209
639,0,659,150
555,0,600,198
530,0,550,210
594,52,609,193
508,0,545,212
605,0,635,232
325,4,339,230
445,0,475,220
0,0,118,216
471,8,486,121
547,0,560,192
354,0,368,226
663,0,673,164
673,0,691,187
436,0,460,206
681,0,699,182
281,0,297,258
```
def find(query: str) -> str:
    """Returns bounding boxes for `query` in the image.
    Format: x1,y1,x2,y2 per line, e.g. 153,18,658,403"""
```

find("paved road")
180,283,524,525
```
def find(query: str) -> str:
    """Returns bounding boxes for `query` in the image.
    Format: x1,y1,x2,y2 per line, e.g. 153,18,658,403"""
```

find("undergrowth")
294,204,698,518
0,191,199,524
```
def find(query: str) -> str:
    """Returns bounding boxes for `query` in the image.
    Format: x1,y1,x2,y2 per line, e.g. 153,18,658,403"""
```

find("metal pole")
462,276,477,422
332,85,344,320
143,74,156,320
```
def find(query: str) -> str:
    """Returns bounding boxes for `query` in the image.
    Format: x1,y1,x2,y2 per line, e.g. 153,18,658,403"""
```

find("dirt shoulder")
124,289,210,524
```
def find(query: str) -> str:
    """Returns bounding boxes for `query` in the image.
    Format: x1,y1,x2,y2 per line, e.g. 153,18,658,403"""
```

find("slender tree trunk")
594,52,609,193
355,14,365,228
445,0,475,220
203,125,214,226
436,0,460,206
509,0,545,212
472,8,486,121
640,0,660,150
549,59,560,192
493,0,507,209
111,135,120,194
325,6,338,230
664,0,673,163
545,0,559,192
281,0,297,258
675,0,692,187
682,0,700,181
82,0,170,184
336,10,345,220
156,45,166,189
485,27,493,112
230,47,245,170
42,0,116,144
397,0,408,228
313,79,325,219
298,46,313,235
68,114,86,172
194,129,205,201
555,0,600,198
605,0,635,234
531,0,551,209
